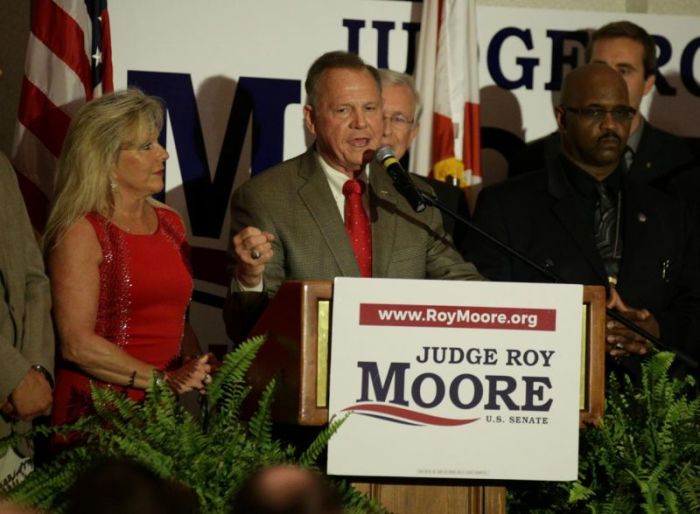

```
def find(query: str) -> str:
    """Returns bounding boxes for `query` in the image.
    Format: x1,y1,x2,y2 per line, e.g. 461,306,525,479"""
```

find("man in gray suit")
0,152,54,484
223,51,482,342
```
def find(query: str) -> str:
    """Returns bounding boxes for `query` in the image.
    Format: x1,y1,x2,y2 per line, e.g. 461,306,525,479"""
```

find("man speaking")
223,51,482,342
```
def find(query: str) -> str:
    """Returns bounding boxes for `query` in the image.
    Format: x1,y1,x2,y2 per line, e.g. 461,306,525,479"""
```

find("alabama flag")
411,0,481,186
12,0,113,231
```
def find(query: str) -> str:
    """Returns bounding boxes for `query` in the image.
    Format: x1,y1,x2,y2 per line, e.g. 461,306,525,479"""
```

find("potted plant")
1,336,384,513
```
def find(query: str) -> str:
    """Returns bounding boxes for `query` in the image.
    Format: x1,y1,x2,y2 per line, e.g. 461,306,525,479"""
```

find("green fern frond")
299,413,348,467
2,335,381,514
247,380,276,444
207,335,266,406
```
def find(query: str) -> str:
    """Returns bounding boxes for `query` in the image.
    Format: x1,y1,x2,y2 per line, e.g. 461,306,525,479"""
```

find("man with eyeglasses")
465,63,700,379
379,68,472,250
510,21,699,194
223,52,482,343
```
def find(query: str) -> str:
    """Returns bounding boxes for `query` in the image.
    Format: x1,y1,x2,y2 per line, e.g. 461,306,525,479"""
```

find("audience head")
44,89,165,250
229,465,343,514
65,458,198,514
586,21,656,129
556,63,633,180
379,69,420,161
303,51,383,177
0,502,39,514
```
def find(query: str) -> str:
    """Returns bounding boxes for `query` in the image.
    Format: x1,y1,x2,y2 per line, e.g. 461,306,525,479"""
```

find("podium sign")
327,278,583,481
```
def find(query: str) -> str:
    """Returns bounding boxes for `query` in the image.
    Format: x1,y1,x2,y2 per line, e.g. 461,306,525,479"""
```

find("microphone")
374,146,427,213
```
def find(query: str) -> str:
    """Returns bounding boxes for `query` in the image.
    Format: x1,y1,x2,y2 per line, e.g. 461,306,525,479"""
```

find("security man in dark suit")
466,63,700,378
510,21,699,196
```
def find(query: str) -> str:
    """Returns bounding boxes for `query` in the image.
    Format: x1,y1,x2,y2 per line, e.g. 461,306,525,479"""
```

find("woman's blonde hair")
43,89,164,251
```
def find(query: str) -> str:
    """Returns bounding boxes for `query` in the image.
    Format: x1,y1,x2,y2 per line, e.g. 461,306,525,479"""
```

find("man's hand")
9,368,52,421
605,288,659,357
233,226,275,288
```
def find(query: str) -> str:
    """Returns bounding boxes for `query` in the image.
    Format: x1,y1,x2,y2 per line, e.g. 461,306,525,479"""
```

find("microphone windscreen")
375,146,395,164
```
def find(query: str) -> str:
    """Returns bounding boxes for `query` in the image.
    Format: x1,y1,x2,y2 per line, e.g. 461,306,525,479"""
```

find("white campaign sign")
327,278,583,481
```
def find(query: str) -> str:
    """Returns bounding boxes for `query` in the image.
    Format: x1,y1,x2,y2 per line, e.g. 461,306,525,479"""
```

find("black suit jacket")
418,176,471,251
465,156,700,375
509,123,699,192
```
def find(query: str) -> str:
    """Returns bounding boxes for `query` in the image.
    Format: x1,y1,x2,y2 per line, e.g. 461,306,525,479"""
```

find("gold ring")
250,249,261,260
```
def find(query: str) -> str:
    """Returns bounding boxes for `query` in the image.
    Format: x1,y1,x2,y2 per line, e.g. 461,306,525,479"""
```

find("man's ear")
554,106,567,132
643,73,656,96
303,104,316,136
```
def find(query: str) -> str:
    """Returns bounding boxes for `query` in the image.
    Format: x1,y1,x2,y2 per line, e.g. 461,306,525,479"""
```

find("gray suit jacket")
0,153,54,454
224,147,482,341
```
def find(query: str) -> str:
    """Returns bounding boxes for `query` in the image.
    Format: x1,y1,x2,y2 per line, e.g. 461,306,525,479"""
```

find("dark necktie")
593,182,622,282
342,179,372,277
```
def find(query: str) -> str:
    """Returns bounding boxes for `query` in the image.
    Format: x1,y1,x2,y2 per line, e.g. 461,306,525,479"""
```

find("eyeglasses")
384,113,414,127
563,106,636,122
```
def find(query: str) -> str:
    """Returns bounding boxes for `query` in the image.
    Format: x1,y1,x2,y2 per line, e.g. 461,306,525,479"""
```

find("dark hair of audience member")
229,465,343,514
65,458,199,514
586,20,657,78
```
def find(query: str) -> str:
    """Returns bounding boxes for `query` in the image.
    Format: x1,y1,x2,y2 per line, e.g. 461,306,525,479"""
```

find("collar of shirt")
315,151,370,222
627,116,644,156
560,154,623,200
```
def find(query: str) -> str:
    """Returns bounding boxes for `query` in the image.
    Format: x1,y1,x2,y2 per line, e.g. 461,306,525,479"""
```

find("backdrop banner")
108,1,700,348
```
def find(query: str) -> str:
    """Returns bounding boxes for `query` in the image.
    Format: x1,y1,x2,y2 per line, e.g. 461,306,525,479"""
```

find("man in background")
223,51,482,343
0,150,54,485
509,20,699,195
466,63,700,378
378,68,471,250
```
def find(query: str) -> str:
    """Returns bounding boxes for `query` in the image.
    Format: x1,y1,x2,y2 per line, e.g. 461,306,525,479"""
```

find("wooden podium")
245,281,606,514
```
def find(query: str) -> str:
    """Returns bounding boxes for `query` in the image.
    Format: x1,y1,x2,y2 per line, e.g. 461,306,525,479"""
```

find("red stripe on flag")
32,0,92,97
17,78,71,157
463,102,481,174
432,112,455,165
100,8,114,92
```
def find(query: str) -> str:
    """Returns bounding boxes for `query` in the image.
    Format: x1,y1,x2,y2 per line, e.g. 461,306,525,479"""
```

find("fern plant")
508,352,700,513
1,335,384,514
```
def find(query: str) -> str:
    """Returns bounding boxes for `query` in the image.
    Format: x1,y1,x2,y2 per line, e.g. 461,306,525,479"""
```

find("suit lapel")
547,161,608,282
296,149,360,276
368,161,399,277
629,123,660,182
619,181,649,285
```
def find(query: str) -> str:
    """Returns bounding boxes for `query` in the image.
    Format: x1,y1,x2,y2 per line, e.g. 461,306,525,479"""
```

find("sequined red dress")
51,207,193,427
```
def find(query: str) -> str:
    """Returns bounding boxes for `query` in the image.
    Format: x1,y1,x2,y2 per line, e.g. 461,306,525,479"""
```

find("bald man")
510,21,699,194
465,63,700,378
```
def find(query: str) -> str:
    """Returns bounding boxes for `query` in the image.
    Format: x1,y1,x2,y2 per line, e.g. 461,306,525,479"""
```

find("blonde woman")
44,89,212,428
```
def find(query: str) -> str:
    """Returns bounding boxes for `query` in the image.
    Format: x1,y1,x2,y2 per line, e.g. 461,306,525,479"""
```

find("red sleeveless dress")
52,207,193,427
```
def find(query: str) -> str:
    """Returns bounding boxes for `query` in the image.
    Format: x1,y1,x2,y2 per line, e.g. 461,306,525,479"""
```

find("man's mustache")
597,131,622,144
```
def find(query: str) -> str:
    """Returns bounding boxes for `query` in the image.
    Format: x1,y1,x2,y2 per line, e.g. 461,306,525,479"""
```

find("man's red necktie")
342,179,372,277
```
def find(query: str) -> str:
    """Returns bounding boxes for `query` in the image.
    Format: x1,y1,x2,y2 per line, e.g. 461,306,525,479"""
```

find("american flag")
411,0,481,187
12,0,113,231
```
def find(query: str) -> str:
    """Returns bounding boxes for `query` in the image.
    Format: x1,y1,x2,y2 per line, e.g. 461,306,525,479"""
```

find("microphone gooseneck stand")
416,189,698,370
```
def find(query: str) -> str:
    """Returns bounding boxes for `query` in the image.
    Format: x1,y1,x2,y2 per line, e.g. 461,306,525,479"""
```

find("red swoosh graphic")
342,404,478,426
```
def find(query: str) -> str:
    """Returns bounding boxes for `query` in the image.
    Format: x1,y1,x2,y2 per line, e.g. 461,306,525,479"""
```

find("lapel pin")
661,259,671,282
638,212,647,223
